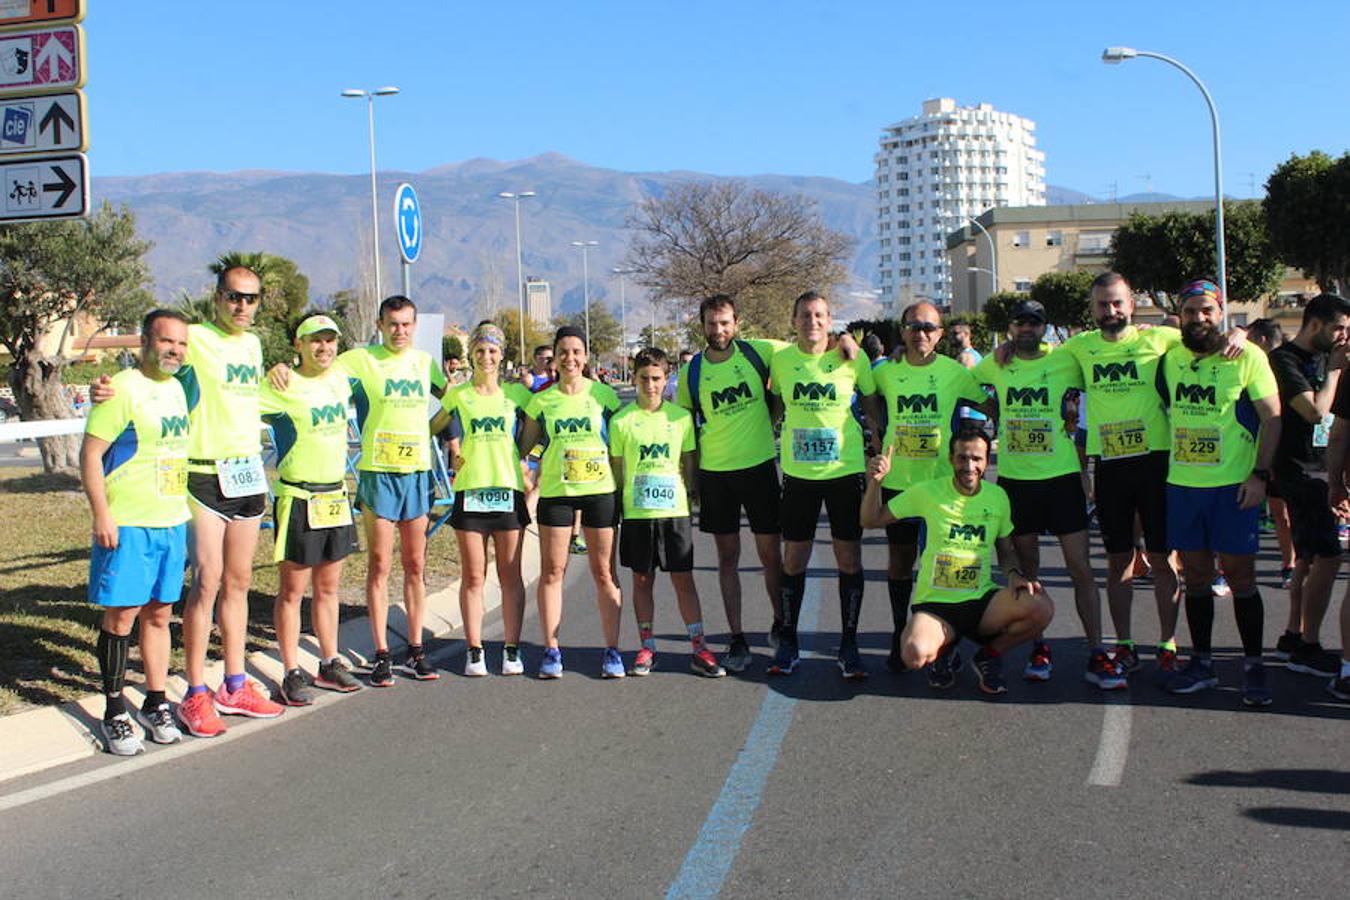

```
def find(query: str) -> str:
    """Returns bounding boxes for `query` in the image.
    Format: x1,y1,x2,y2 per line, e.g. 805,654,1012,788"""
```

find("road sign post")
0,89,82,155
0,1,84,31
393,182,422,299
0,25,83,93
0,150,86,221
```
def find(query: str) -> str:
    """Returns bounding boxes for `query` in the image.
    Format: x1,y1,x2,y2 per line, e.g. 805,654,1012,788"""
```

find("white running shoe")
464,646,488,677
500,646,524,676
135,703,183,744
101,713,145,756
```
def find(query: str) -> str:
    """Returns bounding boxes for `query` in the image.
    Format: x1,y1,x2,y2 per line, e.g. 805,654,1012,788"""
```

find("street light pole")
342,86,400,330
498,191,536,365
1102,46,1227,329
612,268,631,382
571,240,598,349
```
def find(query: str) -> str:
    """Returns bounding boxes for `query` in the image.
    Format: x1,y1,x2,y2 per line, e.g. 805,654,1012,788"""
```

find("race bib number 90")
1005,419,1053,454
932,552,981,591
562,448,607,484
1099,419,1147,460
791,428,839,464
216,455,266,498
1174,426,1221,466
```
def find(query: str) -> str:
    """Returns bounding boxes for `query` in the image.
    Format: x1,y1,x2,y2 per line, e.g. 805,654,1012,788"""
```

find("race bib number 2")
216,455,266,498
894,424,940,459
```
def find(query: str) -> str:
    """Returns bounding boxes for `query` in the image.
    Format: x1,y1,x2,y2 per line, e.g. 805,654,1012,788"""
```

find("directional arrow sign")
0,150,85,221
0,1,84,31
0,24,83,94
394,182,422,264
0,89,81,154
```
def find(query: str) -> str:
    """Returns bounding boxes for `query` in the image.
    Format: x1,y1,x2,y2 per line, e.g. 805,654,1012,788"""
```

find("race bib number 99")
1005,419,1053,454
216,455,266,498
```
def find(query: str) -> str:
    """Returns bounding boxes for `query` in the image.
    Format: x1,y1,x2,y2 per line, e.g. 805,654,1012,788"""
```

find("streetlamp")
1102,46,1227,328
612,267,633,381
341,86,400,329
571,240,598,349
498,191,536,365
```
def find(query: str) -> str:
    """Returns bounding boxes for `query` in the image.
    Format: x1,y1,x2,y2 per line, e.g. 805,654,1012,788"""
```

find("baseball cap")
295,314,341,339
1010,300,1047,323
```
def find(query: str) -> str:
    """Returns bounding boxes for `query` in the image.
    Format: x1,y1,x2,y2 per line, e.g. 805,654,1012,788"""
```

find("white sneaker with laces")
135,703,183,744
101,712,145,756
464,646,488,677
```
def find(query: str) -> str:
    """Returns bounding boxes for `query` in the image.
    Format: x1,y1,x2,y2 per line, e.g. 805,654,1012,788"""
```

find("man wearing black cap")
974,300,1123,689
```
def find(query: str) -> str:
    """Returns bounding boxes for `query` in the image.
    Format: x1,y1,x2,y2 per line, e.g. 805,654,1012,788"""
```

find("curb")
0,522,541,785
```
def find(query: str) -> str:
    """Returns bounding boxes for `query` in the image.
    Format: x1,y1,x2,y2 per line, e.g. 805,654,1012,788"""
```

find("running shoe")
690,649,726,678
464,646,488,678
1287,642,1340,678
631,647,655,677
1211,574,1231,597
1240,662,1273,708
278,668,316,707
1112,643,1141,674
215,680,284,718
1022,642,1053,682
1166,657,1218,694
837,641,867,681
135,703,183,745
176,690,225,738
1156,647,1180,674
601,647,626,679
501,645,525,677
100,713,144,756
768,620,784,651
927,645,962,690
767,638,800,676
1085,651,1127,690
973,648,1007,695
404,650,440,681
722,635,752,674
569,535,588,555
1280,567,1295,589
886,632,909,673
1328,674,1350,701
538,647,564,679
1273,631,1303,661
369,654,395,688
316,658,363,692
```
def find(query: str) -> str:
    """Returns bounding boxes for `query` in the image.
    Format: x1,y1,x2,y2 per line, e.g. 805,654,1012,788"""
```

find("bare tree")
471,251,508,325
624,180,853,335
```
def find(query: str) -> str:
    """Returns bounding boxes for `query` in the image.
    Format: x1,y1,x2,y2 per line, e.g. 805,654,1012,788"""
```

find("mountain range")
91,154,1180,326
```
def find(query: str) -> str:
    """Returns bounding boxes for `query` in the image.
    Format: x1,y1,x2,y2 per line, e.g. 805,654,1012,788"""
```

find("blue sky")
86,1,1349,197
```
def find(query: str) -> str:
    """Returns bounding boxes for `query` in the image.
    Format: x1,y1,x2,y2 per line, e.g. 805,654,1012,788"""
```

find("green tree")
1108,202,1282,310
554,303,623,361
981,292,1023,338
492,307,551,367
204,251,311,367
442,334,464,362
1029,270,1096,329
624,179,854,338
1264,150,1350,293
0,203,153,471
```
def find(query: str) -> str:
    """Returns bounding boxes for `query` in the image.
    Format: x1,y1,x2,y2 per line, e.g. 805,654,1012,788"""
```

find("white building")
525,277,552,325
875,97,1046,311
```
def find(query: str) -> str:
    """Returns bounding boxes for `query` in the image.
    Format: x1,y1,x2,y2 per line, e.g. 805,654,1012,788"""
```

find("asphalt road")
1,503,1347,898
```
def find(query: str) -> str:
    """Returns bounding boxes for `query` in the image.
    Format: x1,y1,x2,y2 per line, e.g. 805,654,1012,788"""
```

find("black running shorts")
619,516,695,573
781,473,864,542
696,459,782,535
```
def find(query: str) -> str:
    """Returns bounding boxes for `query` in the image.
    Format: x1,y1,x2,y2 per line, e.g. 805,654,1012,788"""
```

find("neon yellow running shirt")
887,476,1012,606
770,345,877,480
440,381,530,493
177,322,263,460
608,401,696,520
85,368,192,528
675,338,788,472
974,351,1084,480
1161,343,1278,488
1060,326,1180,459
339,345,446,473
525,380,622,498
873,354,986,490
259,367,353,485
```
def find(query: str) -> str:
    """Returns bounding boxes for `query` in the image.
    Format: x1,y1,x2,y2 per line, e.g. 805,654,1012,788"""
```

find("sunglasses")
221,290,261,305
1012,317,1043,326
904,322,940,333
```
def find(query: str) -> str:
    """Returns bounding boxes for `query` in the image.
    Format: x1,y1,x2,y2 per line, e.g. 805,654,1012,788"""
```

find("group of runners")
80,265,1350,756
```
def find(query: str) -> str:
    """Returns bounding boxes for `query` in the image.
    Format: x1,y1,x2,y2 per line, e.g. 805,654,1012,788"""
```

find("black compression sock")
96,629,130,720
778,569,806,641
839,570,864,642
1233,591,1265,659
887,578,913,632
1185,592,1215,656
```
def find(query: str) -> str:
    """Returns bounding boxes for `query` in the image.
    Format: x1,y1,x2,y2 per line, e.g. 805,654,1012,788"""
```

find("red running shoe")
214,680,284,718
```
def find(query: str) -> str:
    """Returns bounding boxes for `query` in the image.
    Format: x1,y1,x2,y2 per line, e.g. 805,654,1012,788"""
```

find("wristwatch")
1251,468,1271,483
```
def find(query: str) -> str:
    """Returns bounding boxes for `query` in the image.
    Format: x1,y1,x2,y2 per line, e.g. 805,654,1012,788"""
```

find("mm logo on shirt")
384,378,424,397
1006,386,1050,406
554,417,591,434
638,443,670,461
793,382,837,402
1092,361,1138,383
470,416,507,434
1174,382,1217,405
948,523,987,541
310,403,347,426
710,382,753,409
225,363,258,384
895,393,938,414
160,415,189,438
